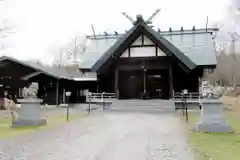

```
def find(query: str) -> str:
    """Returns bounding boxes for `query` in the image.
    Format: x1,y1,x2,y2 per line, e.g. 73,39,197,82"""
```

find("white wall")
157,48,166,56
132,36,142,45
142,35,154,45
121,50,128,57
120,34,166,58
130,47,155,57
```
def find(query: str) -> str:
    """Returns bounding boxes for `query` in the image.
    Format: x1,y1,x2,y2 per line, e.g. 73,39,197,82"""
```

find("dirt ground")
0,111,194,160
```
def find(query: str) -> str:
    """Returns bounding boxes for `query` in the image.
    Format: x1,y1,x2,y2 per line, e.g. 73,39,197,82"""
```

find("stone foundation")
12,118,47,127
194,99,232,133
12,98,47,127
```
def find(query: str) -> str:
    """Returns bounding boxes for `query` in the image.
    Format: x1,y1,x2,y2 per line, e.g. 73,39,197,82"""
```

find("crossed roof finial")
121,9,161,26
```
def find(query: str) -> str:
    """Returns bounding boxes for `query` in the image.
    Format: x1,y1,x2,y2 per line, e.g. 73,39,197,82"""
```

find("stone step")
107,100,176,113
106,106,175,113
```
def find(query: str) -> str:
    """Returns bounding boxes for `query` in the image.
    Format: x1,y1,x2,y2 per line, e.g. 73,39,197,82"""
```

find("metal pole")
182,90,188,123
142,68,147,99
102,92,104,109
185,98,188,123
65,92,71,121
88,93,91,114
181,92,188,123
103,99,105,110
101,93,104,109
182,93,185,116
66,97,70,121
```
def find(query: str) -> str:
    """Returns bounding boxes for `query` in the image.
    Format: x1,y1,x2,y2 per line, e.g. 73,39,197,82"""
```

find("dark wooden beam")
114,69,119,99
178,63,190,74
96,78,99,93
141,34,144,45
96,73,100,93
130,44,155,48
128,47,130,57
119,56,171,61
155,45,158,56
169,67,173,98
196,65,216,69
118,61,171,70
62,88,65,103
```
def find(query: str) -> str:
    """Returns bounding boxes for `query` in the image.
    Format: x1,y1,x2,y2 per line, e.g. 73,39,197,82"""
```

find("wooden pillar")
198,77,201,92
56,80,59,106
96,82,99,93
96,73,99,93
18,88,21,98
114,69,119,99
143,69,147,94
169,67,173,98
63,88,65,103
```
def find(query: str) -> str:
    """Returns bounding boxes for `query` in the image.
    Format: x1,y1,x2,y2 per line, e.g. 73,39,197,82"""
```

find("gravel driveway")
0,111,194,160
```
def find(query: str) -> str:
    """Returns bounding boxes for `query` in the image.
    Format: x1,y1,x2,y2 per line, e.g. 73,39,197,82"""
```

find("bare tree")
204,47,240,87
52,35,87,72
0,0,15,50
0,21,11,35
0,19,13,50
27,59,44,66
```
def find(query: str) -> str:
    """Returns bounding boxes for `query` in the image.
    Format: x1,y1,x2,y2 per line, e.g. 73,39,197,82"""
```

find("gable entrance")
116,32,173,99
115,56,173,99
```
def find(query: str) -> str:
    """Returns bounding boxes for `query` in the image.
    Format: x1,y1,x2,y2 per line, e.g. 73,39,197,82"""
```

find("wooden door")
119,70,143,99
147,70,169,99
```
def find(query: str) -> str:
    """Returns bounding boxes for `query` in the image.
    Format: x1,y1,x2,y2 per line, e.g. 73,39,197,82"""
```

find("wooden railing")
174,92,202,123
86,92,115,102
173,92,202,100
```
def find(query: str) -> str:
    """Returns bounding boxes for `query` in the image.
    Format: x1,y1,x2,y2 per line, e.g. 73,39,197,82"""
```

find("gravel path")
0,112,194,160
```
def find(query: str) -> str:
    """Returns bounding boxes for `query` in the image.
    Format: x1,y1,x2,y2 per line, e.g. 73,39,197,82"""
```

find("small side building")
0,56,97,105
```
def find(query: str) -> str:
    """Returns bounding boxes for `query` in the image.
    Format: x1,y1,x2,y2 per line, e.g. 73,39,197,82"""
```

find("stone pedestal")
12,99,47,127
194,99,232,133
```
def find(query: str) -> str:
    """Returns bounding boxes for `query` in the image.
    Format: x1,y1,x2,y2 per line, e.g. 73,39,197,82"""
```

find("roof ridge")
86,28,218,39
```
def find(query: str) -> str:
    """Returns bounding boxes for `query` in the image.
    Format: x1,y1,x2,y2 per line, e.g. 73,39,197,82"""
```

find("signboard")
183,89,188,95
65,91,72,97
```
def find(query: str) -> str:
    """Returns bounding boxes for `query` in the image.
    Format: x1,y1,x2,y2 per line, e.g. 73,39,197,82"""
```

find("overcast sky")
0,0,235,64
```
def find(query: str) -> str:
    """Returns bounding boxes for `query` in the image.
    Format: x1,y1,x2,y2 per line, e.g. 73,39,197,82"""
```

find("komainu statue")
22,82,39,98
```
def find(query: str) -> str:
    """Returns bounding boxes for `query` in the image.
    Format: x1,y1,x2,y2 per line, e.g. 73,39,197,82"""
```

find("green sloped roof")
80,35,123,69
0,56,97,81
79,27,217,70
163,33,216,66
143,25,196,70
91,24,141,71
